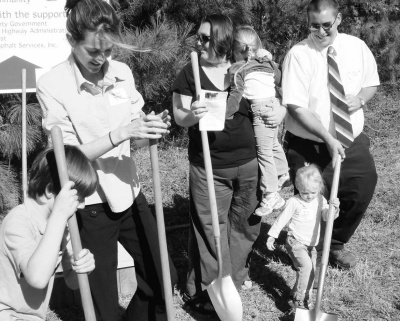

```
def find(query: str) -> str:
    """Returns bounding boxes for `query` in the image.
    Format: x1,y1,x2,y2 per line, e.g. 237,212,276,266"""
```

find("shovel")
294,157,342,321
149,139,174,320
51,125,97,321
190,52,243,321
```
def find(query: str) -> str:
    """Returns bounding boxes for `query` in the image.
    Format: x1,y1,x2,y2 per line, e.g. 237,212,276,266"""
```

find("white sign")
199,90,227,132
0,0,69,93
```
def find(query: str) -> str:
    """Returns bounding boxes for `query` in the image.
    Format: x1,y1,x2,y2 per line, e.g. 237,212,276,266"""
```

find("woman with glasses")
172,14,287,314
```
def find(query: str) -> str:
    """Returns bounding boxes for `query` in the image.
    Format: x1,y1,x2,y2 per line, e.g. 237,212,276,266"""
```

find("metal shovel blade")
207,276,243,321
294,308,338,321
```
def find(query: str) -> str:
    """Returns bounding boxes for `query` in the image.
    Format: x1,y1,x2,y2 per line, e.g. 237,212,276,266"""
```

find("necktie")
327,46,354,148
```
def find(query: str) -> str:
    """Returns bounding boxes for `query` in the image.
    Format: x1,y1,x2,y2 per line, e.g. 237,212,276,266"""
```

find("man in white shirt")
282,0,379,270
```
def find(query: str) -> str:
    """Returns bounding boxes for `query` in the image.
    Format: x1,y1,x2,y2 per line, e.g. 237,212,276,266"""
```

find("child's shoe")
289,298,309,311
255,192,285,216
277,172,291,191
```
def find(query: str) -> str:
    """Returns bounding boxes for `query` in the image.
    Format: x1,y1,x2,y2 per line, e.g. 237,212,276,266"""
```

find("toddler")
227,25,289,216
0,145,98,320
266,164,339,309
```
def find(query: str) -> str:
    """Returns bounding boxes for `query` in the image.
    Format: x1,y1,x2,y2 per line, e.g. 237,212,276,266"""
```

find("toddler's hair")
28,145,98,200
295,164,324,193
232,25,262,60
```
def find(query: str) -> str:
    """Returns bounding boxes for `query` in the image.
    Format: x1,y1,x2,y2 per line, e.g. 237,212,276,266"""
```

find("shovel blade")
207,275,243,321
294,308,339,321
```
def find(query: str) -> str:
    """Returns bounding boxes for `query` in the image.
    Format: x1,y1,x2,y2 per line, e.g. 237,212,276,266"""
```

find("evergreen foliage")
0,94,44,215
0,162,19,217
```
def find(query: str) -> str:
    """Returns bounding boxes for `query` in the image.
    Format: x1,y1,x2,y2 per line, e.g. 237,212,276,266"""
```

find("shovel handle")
190,52,220,238
22,69,27,201
149,139,174,321
314,157,342,313
51,126,96,321
191,52,223,276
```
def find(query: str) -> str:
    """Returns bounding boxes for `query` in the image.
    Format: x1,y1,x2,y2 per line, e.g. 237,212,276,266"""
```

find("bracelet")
108,131,117,148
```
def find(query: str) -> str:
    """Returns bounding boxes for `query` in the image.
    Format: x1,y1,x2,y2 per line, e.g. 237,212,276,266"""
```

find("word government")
0,0,30,4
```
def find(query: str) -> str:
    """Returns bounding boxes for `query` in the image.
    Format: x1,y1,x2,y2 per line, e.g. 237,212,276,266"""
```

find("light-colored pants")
251,98,288,194
285,235,316,302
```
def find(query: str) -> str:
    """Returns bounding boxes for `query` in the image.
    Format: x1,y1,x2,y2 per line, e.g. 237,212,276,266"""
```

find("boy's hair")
28,145,98,199
295,164,324,193
232,25,262,59
202,14,234,60
307,0,339,16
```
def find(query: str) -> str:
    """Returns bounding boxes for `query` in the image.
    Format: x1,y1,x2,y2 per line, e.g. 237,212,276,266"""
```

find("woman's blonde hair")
295,164,325,193
232,25,262,60
65,0,149,52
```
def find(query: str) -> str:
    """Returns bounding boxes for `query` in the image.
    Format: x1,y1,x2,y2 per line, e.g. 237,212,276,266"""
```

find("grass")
4,84,399,320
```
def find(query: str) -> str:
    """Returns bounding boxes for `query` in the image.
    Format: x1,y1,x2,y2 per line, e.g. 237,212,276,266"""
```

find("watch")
358,97,365,107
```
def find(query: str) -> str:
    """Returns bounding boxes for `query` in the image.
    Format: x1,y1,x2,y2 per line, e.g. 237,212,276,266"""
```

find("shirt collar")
67,54,126,95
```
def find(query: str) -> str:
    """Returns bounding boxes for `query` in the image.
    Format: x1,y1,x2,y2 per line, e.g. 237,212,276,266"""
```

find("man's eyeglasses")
196,34,211,45
309,14,338,32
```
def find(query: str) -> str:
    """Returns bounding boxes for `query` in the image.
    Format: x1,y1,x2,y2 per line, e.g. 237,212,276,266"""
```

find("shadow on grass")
148,193,191,292
51,195,298,321
49,305,85,321
249,222,297,321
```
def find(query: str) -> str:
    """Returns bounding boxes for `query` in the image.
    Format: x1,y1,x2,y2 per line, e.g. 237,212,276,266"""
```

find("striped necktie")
327,46,354,148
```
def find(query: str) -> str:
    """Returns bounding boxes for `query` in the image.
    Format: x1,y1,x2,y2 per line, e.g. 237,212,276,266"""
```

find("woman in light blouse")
37,0,177,320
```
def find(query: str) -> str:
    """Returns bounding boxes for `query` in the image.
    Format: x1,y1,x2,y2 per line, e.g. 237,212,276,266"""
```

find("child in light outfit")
0,146,97,320
266,164,339,309
226,25,289,216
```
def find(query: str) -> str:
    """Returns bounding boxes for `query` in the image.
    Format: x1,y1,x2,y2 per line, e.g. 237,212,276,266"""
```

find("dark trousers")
77,192,177,321
284,132,377,249
186,159,261,296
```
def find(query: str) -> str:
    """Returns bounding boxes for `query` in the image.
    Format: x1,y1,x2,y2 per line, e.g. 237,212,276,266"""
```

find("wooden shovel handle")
51,126,96,321
190,52,223,278
190,52,220,239
149,139,174,320
314,157,342,312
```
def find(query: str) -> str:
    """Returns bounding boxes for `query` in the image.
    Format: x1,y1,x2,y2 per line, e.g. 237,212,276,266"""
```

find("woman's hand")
261,104,287,128
191,100,208,120
124,110,171,141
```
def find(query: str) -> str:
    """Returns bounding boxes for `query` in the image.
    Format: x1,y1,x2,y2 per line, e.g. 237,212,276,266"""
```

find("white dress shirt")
282,32,380,141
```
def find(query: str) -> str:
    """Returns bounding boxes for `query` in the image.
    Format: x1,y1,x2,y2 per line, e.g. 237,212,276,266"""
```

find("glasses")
196,34,211,45
309,14,338,32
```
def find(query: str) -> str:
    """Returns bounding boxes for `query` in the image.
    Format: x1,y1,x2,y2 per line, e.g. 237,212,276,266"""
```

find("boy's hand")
266,236,276,251
52,181,79,222
72,249,95,274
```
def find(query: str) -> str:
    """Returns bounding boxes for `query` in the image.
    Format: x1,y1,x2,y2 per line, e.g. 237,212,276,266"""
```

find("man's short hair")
28,145,98,199
307,0,339,16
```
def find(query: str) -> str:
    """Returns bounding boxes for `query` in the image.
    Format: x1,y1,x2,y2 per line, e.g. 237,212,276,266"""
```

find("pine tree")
0,94,44,215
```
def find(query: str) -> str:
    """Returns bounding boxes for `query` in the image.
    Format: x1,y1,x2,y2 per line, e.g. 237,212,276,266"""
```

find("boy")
0,145,98,320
